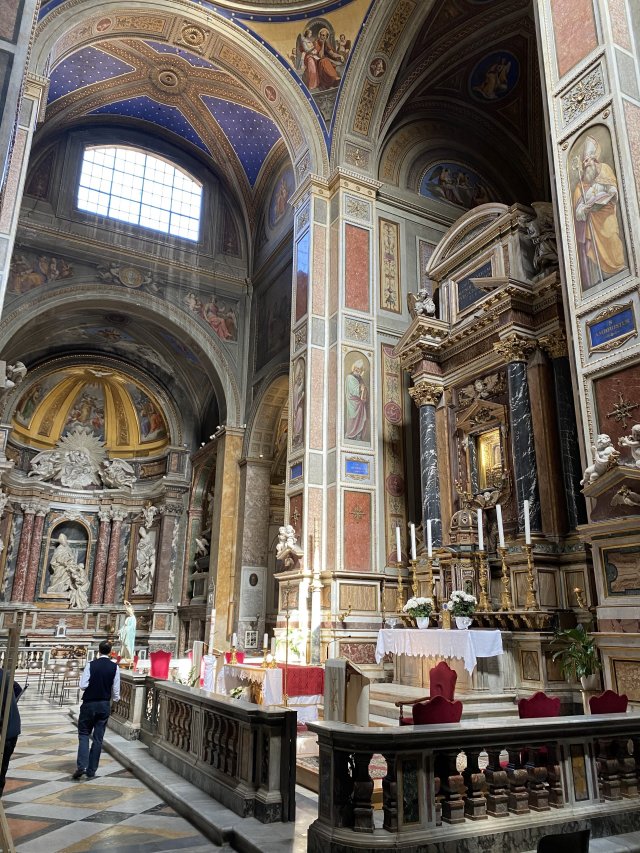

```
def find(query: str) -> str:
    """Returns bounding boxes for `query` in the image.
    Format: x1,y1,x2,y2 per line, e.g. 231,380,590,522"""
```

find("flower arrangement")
402,596,434,618
229,686,244,699
448,591,477,617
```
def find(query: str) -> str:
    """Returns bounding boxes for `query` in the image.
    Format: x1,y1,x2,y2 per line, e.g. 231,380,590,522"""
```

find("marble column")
91,509,112,605
539,333,587,530
104,508,127,604
409,380,444,547
11,502,36,601
494,335,542,533
23,504,47,602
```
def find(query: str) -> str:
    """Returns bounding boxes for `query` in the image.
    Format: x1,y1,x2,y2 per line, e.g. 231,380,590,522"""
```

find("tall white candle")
495,504,505,548
410,523,417,560
426,519,432,558
270,637,276,655
263,633,269,649
523,499,531,544
477,509,484,551
232,633,237,647
396,526,402,563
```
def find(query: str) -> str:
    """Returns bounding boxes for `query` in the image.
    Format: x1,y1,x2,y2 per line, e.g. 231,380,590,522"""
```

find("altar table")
217,663,283,705
375,628,503,674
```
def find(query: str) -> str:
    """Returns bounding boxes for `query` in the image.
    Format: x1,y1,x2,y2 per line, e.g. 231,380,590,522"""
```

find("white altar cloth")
216,663,283,705
375,628,503,673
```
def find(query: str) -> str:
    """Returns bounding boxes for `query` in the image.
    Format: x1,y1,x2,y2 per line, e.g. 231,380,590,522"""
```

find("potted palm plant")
551,625,601,689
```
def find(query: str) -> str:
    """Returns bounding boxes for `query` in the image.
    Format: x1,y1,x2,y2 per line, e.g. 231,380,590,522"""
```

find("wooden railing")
140,678,297,823
307,714,640,853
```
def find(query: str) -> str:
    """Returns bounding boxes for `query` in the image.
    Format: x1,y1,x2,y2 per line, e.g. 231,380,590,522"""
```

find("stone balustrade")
307,713,640,853
109,670,147,740
140,677,297,823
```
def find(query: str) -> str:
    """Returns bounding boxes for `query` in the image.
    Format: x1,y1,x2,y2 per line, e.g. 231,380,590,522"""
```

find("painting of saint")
344,352,370,444
64,388,105,439
420,162,493,210
8,251,73,294
569,125,627,291
184,291,238,341
295,21,345,92
15,381,44,426
292,358,305,450
470,51,519,102
132,389,167,442
269,167,295,229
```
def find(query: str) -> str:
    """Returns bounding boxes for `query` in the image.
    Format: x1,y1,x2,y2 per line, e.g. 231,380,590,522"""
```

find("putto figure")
581,434,620,485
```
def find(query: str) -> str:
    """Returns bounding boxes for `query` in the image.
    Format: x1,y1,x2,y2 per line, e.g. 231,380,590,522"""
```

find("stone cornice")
392,315,449,371
538,329,568,359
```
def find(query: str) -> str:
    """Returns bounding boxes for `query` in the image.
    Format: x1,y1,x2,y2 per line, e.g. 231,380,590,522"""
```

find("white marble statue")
68,562,90,610
581,434,620,485
194,536,210,558
133,526,156,595
119,601,136,661
407,287,436,319
29,449,61,481
275,524,304,570
48,533,81,597
60,448,96,489
142,503,158,529
102,457,136,489
0,489,10,517
618,424,640,468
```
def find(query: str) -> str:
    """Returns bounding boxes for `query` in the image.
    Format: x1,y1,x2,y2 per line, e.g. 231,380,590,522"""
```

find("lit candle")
523,499,531,545
263,633,269,649
426,519,432,558
495,504,505,549
410,523,417,560
270,637,276,656
477,509,484,551
232,633,237,647
396,526,402,563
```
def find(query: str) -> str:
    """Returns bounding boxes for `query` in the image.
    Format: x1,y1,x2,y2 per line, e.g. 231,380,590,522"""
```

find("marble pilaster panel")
23,506,46,603
549,0,598,78
91,509,112,604
312,224,326,315
310,347,325,451
419,405,442,547
343,491,371,571
155,501,184,604
549,355,587,530
344,224,370,312
104,509,127,605
507,361,542,533
11,503,35,601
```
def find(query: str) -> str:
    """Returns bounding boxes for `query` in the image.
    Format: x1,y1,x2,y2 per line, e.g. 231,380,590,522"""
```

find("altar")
216,663,283,705
376,628,504,692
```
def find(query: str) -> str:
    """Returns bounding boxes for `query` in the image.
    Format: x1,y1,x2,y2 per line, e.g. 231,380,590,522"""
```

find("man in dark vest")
73,640,120,780
0,669,22,796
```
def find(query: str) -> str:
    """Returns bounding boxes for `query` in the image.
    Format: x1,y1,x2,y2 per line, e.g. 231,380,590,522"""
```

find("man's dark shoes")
86,771,96,779
72,769,85,780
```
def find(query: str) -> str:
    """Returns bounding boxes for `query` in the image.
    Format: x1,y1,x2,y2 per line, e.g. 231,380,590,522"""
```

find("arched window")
77,145,202,241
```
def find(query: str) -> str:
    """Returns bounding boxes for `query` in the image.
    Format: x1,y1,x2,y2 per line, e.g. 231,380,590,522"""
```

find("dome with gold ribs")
11,365,169,457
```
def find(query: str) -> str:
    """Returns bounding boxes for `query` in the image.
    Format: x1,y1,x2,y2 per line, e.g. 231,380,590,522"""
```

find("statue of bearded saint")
133,526,156,595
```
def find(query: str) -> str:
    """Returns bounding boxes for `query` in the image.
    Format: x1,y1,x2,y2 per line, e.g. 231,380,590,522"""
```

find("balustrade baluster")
463,748,488,820
483,747,509,817
226,720,238,776
435,750,466,824
597,737,622,801
434,773,442,826
545,743,564,807
335,752,355,828
506,745,530,814
620,741,638,799
524,743,550,811
352,752,374,832
382,752,398,831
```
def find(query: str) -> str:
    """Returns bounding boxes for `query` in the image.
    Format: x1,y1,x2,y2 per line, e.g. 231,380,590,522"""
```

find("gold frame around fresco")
586,301,637,354
600,542,640,598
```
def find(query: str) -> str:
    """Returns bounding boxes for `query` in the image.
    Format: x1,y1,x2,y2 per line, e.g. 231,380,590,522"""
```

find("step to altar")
369,681,519,724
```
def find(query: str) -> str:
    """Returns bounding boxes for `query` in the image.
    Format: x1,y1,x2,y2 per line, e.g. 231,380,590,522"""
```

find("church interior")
1,0,640,849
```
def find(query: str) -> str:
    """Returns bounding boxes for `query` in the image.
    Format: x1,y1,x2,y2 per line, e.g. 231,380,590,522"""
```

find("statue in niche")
275,524,304,571
141,503,157,529
618,424,640,468
580,434,620,485
101,457,136,489
118,601,136,661
133,527,156,595
526,202,558,274
48,533,88,609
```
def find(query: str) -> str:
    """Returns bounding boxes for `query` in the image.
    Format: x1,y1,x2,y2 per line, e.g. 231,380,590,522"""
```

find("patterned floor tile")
7,815,66,844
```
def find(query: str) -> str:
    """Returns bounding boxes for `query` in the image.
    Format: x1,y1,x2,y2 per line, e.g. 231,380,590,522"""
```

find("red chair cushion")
149,650,171,679
399,716,413,726
429,661,457,700
412,695,463,725
589,690,628,714
224,651,245,664
518,691,561,719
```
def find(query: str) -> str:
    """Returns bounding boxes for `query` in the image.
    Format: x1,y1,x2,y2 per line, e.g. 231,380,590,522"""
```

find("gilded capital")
538,330,568,359
409,381,443,408
493,334,537,363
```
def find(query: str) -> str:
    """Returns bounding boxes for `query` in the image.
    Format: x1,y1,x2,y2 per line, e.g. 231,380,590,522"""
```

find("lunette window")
77,145,202,241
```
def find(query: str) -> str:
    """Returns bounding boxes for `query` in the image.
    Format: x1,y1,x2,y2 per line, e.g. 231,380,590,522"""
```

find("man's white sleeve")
79,661,91,690
111,666,121,702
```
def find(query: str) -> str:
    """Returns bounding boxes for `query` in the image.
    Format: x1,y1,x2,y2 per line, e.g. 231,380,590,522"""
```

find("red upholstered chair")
412,695,463,725
589,689,628,714
224,651,245,664
518,691,561,719
396,662,457,724
149,650,171,679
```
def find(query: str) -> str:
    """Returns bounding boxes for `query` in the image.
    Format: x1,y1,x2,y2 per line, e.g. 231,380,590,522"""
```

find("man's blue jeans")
76,700,110,775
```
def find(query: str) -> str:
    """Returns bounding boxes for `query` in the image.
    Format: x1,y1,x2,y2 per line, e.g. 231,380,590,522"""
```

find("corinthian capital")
409,380,443,408
493,334,537,363
538,330,568,359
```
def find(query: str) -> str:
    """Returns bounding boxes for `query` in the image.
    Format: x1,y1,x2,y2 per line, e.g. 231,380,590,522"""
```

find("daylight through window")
77,145,202,241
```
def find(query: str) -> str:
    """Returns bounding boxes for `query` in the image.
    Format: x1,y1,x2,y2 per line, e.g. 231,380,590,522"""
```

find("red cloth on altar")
278,664,324,697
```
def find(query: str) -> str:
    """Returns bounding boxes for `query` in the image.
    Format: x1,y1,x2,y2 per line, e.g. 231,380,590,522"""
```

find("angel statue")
618,424,640,468
275,524,304,571
195,536,210,558
580,434,620,485
473,488,502,509
407,287,436,319
101,457,136,489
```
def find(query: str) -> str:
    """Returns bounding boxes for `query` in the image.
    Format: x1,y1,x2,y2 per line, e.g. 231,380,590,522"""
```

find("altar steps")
368,682,519,726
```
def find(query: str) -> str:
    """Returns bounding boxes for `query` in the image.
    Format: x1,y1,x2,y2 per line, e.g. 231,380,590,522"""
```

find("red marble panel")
624,101,640,205
326,486,336,571
593,362,640,447
295,231,309,322
345,224,370,312
310,348,324,450
329,221,339,316
289,493,303,543
550,0,598,78
343,490,371,571
0,0,21,42
312,225,326,315
327,347,337,449
307,487,323,557
609,0,632,49
338,642,376,664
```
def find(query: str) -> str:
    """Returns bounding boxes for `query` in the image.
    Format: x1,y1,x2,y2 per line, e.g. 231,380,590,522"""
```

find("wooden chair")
412,695,463,725
396,662,457,724
589,689,628,714
537,828,589,852
518,691,561,719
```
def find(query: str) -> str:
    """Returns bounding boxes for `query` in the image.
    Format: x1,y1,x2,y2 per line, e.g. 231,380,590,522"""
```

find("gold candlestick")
499,546,511,611
410,558,418,597
477,550,491,611
396,563,404,614
524,543,538,611
230,645,238,665
381,578,387,627
425,556,437,611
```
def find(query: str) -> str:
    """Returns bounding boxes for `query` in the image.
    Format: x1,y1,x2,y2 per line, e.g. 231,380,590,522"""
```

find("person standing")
0,669,21,796
74,640,120,780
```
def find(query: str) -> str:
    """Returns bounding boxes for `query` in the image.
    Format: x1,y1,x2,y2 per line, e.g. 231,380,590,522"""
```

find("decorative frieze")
561,66,605,124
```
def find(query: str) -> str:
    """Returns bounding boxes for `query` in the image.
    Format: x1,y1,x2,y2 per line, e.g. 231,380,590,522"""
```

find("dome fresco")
11,365,169,456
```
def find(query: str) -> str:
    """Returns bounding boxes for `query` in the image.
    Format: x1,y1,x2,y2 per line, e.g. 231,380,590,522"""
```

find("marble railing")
109,671,148,740
307,714,640,853
140,678,297,823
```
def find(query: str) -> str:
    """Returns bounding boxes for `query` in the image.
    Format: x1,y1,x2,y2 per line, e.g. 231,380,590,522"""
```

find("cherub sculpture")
580,434,620,485
618,424,640,468
275,524,304,570
407,287,436,319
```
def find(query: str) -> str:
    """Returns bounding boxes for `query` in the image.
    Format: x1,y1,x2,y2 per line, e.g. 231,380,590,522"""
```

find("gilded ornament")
353,81,379,135
493,334,536,363
561,67,605,124
345,144,370,169
538,330,568,359
180,25,206,47
409,381,443,408
344,196,370,222
606,392,639,429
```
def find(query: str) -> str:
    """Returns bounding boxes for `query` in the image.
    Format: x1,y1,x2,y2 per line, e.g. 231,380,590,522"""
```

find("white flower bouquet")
448,590,477,617
402,596,434,618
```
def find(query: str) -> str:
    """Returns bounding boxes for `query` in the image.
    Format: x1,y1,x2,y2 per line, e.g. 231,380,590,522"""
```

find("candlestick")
425,555,436,610
410,523,416,560
477,550,491,611
263,633,269,650
396,526,402,563
477,509,484,551
524,543,538,610
426,519,432,559
410,558,418,597
499,546,511,611
496,504,505,548
396,570,404,615
381,578,386,627
523,499,531,545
